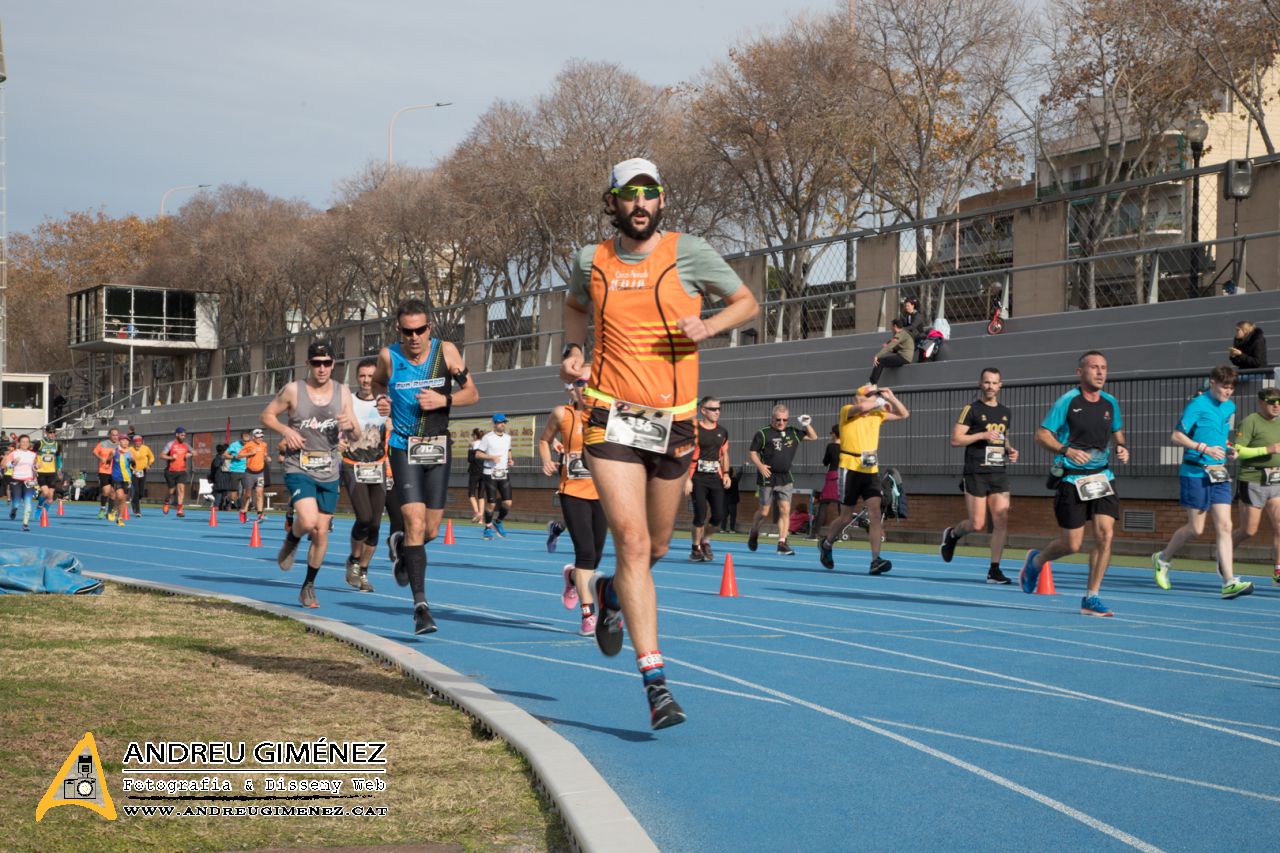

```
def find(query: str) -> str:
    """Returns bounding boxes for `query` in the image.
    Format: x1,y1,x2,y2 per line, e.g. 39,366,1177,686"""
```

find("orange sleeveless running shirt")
584,233,701,421
558,407,598,501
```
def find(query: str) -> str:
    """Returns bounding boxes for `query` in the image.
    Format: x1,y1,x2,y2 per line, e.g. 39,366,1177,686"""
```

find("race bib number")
1073,473,1114,501
407,435,447,466
565,452,591,480
983,446,1006,466
696,459,721,475
1265,467,1280,486
860,452,878,468
604,400,672,454
299,451,333,474
41,453,56,464
490,467,509,481
354,462,383,484
1204,465,1230,484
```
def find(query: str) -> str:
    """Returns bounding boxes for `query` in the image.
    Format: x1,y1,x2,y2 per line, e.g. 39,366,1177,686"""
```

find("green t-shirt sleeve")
676,235,743,301
567,245,597,306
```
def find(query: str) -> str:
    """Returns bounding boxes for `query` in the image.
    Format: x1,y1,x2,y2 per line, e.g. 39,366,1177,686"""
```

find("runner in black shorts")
373,299,480,634
476,415,514,538
1019,351,1130,617
686,396,730,562
940,367,1019,583
341,358,390,593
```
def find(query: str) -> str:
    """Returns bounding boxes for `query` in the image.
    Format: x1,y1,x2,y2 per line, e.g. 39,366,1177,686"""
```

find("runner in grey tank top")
282,379,343,482
261,340,359,609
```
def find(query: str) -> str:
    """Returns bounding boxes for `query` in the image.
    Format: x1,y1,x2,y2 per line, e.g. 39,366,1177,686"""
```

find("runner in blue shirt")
1151,365,1253,599
1020,351,1130,616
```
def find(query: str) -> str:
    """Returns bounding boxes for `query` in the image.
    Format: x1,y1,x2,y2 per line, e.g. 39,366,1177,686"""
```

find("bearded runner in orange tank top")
559,157,759,730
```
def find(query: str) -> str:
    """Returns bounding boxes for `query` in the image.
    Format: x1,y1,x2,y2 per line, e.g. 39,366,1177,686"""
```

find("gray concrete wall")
1012,201,1068,317
856,233,898,333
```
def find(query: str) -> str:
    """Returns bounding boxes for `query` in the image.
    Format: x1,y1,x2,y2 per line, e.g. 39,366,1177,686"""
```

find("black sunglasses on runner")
399,323,430,337
309,359,334,367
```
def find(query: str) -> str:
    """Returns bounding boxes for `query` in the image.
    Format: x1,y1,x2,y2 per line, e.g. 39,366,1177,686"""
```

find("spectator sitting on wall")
901,297,924,341
869,317,916,385
1229,321,1267,370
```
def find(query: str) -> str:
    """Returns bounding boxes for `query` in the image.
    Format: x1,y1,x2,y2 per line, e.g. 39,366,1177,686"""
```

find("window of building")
2,381,44,409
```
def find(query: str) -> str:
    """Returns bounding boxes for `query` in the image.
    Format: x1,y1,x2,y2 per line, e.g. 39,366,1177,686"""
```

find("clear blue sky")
1,1,832,234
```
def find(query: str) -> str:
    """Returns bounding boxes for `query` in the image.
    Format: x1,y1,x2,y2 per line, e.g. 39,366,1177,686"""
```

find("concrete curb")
87,572,659,853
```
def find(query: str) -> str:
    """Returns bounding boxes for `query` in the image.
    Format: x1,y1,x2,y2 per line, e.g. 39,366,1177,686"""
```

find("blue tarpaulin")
0,548,103,595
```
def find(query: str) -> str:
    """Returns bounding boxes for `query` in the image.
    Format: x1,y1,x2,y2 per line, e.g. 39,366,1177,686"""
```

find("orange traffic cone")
1035,561,1056,595
444,519,455,545
718,553,739,597
122,504,131,521
56,501,64,516
209,507,218,527
249,519,262,548
39,507,49,528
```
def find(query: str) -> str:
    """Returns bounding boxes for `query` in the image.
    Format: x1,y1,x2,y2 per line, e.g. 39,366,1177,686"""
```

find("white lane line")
712,592,1280,680
665,655,1164,853
861,717,1280,805
658,605,1280,749
1181,714,1280,734
353,617,789,706
670,635,1084,701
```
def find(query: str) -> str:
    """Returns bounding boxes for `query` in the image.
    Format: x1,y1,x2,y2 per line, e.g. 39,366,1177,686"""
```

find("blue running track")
22,506,1280,852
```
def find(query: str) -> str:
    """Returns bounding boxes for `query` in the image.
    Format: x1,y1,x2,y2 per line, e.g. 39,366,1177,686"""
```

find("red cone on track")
57,502,64,517
444,519,455,545
249,519,262,548
1035,561,1056,595
39,508,49,528
209,507,218,527
719,553,739,597
122,505,130,521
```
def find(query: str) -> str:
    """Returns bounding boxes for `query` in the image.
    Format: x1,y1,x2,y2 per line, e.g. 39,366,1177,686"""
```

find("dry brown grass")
0,585,567,853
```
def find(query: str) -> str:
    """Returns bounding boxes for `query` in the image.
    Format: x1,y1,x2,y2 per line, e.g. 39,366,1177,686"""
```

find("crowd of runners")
7,158,1278,732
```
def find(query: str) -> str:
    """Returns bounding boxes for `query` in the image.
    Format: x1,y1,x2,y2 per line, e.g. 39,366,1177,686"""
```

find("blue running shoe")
493,520,507,538
1080,595,1113,617
482,528,494,541
546,520,564,553
1019,549,1041,594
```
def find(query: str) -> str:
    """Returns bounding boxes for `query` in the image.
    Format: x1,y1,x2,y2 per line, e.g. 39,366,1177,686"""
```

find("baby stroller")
917,318,950,363
838,468,908,541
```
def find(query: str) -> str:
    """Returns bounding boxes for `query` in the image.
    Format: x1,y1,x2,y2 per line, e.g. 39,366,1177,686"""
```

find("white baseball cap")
610,157,662,188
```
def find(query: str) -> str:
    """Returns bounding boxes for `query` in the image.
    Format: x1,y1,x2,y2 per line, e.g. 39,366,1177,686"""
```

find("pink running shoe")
562,565,579,610
579,612,597,636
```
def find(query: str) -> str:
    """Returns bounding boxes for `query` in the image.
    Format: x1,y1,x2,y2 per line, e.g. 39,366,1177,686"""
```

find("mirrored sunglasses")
611,184,662,201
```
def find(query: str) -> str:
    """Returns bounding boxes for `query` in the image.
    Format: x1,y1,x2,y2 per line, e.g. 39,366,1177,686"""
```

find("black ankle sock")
304,565,320,585
990,562,1000,573
483,510,493,525
496,505,509,521
405,545,427,604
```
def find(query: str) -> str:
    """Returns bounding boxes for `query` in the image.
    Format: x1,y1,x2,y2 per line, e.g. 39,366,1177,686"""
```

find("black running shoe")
987,567,1012,585
546,520,564,553
646,682,687,730
940,527,958,563
819,538,835,570
413,603,438,635
869,557,892,575
777,542,796,556
689,546,704,562
344,556,363,590
701,542,713,562
388,531,407,587
747,529,759,552
593,575,624,657
277,536,300,572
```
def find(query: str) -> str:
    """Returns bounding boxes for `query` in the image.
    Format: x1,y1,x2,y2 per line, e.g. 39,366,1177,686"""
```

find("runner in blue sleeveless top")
373,298,480,635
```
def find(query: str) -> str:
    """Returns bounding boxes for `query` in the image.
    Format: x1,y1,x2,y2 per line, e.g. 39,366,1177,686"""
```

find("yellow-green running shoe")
1151,551,1172,590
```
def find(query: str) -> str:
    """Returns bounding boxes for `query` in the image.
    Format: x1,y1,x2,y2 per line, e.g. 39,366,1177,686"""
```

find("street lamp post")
387,102,451,177
160,183,211,217
1185,117,1209,295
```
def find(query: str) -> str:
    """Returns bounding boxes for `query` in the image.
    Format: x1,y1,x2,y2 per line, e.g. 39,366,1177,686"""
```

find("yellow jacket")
132,444,156,472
